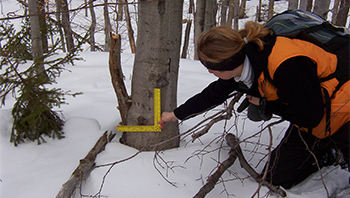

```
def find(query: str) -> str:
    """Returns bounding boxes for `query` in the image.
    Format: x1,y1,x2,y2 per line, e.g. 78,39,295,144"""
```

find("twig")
225,133,286,197
191,92,244,141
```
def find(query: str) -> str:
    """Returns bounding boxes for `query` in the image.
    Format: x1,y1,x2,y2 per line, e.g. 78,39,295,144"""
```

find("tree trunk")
268,0,275,20
227,0,234,27
117,0,124,21
61,0,74,53
336,0,350,26
104,0,112,52
314,0,331,19
123,0,136,53
288,0,299,10
300,0,313,12
239,0,247,19
181,19,192,59
220,0,229,26
55,0,66,52
88,0,96,52
36,0,48,53
28,0,46,77
233,0,239,30
194,0,206,60
331,0,341,24
204,0,217,31
119,0,182,151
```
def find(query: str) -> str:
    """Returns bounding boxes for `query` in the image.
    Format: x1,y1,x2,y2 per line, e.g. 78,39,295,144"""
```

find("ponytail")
197,22,271,63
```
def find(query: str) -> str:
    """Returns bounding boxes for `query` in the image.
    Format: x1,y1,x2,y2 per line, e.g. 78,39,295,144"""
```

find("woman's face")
208,64,244,80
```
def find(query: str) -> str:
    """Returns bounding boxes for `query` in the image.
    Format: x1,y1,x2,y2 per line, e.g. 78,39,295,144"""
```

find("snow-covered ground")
1,52,349,198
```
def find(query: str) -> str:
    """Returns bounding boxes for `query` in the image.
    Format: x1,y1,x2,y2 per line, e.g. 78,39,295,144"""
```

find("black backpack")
265,9,349,92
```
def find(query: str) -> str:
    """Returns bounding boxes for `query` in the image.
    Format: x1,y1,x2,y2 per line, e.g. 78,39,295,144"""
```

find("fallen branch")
56,131,116,198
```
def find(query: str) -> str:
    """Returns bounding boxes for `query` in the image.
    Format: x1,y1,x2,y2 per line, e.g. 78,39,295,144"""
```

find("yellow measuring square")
117,88,161,132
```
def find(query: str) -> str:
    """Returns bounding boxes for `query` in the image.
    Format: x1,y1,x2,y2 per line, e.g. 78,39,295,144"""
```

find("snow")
1,0,350,198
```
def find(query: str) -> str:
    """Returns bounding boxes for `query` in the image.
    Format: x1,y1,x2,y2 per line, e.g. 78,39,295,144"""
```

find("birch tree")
119,0,183,151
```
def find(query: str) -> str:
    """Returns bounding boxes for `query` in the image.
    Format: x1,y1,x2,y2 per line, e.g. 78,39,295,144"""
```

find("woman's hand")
158,112,178,129
247,95,260,106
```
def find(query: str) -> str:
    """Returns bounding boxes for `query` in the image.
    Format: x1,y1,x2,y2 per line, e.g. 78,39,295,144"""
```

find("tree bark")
204,0,217,31
288,0,298,10
56,131,115,198
314,0,331,19
109,33,130,125
119,0,182,151
336,0,350,26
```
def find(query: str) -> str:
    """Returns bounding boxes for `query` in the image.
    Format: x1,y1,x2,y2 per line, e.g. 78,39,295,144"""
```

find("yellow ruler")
117,88,161,132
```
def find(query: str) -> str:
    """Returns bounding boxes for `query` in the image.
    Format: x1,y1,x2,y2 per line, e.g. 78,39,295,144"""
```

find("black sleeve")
174,78,242,120
266,56,324,128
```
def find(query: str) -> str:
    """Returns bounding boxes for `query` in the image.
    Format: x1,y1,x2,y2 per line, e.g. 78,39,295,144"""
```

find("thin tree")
194,0,205,59
88,0,97,51
119,0,183,151
60,0,74,53
123,0,136,53
104,0,112,52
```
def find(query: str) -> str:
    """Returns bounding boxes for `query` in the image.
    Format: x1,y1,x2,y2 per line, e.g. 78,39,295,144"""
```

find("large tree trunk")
119,0,183,151
314,0,331,19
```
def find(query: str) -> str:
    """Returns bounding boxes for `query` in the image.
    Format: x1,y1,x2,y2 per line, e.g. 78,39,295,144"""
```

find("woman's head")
197,22,271,71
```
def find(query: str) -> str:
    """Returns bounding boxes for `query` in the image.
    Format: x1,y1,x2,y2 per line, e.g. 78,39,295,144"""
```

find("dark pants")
263,121,350,189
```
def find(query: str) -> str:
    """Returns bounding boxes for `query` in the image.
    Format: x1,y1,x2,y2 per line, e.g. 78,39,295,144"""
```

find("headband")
199,47,246,71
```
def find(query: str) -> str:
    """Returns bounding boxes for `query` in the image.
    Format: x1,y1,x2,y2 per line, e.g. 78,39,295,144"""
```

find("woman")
158,22,349,189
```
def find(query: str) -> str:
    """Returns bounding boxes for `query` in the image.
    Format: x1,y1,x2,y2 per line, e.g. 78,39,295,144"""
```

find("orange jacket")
258,36,350,138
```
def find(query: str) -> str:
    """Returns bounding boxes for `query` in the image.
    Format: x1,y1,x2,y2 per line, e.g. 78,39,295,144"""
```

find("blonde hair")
197,21,271,63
